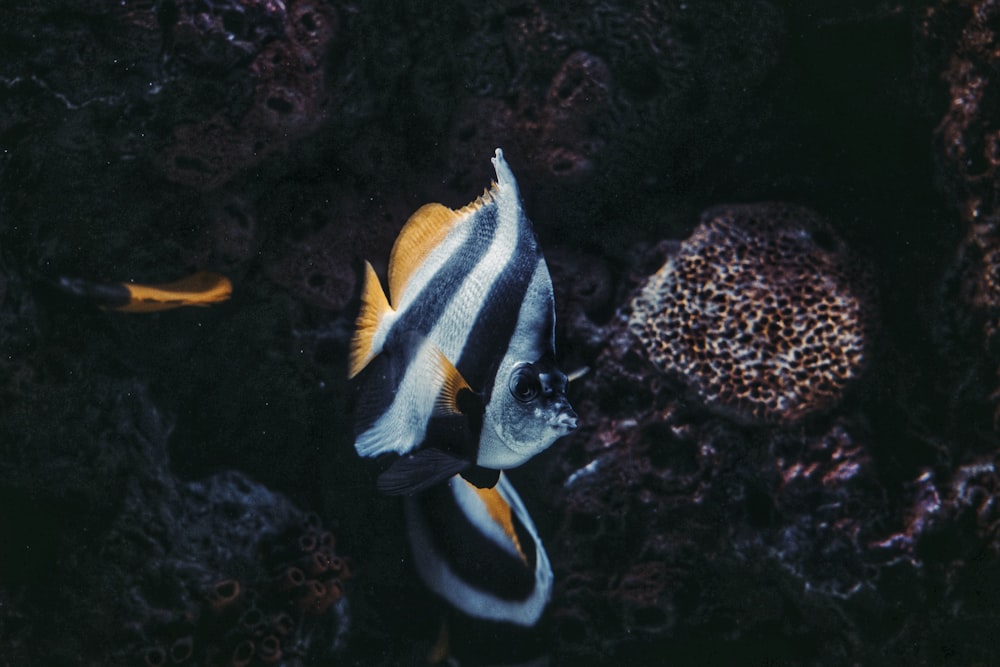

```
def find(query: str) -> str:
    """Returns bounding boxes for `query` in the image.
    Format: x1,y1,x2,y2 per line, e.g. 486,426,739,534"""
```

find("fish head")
477,356,578,469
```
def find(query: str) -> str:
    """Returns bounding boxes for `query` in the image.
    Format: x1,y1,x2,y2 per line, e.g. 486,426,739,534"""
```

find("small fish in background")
405,471,552,666
350,148,577,495
57,271,232,312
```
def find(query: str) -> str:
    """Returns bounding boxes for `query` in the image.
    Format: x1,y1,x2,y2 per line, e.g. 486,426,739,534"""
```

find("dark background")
2,1,999,665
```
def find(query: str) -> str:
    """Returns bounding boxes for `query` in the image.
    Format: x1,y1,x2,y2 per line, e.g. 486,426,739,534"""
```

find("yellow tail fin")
349,262,392,379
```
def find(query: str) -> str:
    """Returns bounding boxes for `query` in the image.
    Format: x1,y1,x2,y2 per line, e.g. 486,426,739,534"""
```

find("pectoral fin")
459,466,500,489
429,347,477,418
376,449,471,495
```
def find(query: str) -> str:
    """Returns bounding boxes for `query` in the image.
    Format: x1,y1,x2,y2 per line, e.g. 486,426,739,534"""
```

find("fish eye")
509,365,540,403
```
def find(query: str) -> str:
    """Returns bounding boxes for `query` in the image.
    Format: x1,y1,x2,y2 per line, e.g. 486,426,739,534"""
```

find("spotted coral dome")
629,203,872,424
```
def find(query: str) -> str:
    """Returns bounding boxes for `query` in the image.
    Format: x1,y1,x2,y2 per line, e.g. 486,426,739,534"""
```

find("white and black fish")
349,149,577,495
404,472,552,629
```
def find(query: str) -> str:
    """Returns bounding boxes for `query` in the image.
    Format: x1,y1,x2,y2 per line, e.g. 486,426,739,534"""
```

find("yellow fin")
387,184,500,307
471,482,526,564
387,203,462,308
114,271,232,312
349,261,392,379
430,346,472,417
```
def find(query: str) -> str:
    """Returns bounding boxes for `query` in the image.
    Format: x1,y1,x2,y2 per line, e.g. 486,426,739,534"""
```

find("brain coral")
629,203,872,423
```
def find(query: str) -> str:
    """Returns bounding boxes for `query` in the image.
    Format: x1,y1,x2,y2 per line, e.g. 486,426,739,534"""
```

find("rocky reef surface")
2,0,999,665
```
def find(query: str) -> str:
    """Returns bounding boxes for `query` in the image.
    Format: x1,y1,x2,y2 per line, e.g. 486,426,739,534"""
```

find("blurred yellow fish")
57,271,232,312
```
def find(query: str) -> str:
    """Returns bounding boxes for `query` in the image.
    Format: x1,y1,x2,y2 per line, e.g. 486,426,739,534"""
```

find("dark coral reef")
2,0,1000,665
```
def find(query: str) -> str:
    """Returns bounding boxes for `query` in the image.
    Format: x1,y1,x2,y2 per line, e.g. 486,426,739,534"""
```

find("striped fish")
349,149,577,495
404,472,552,628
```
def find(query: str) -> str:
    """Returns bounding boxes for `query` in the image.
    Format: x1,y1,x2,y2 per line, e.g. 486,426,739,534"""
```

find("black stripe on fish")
352,345,406,439
387,203,501,357
455,210,539,397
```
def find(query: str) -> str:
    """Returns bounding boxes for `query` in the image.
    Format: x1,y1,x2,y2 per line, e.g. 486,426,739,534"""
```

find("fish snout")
551,402,578,434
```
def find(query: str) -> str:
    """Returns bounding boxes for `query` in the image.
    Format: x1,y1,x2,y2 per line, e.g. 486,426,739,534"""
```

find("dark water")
1,1,997,666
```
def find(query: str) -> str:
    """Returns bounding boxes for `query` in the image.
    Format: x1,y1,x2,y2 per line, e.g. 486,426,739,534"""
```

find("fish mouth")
550,405,578,434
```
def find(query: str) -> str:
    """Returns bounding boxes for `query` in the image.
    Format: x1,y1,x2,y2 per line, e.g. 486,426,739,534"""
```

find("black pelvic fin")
376,448,471,496
459,466,501,489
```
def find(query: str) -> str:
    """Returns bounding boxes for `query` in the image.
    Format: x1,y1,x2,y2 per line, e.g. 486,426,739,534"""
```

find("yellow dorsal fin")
429,346,472,417
115,271,232,312
349,261,392,379
388,203,462,308
387,185,499,307
471,483,526,564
